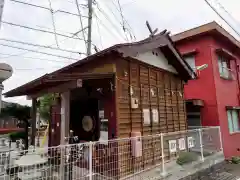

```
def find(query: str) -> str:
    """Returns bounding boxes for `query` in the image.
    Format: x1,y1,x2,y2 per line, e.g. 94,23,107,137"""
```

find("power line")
214,0,240,27
35,24,83,37
9,0,49,10
2,21,86,41
0,31,81,60
203,0,240,37
101,1,123,26
93,12,123,42
110,0,136,40
0,38,83,54
0,43,82,61
95,2,127,41
100,0,135,41
75,0,87,52
0,52,75,63
116,0,128,41
95,16,103,49
47,0,59,47
9,0,88,18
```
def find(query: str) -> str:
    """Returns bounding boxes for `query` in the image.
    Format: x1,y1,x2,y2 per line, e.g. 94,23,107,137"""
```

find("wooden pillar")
60,91,70,144
60,91,70,179
31,98,37,146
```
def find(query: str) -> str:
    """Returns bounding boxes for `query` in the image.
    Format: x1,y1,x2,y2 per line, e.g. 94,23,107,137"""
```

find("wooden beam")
29,80,77,98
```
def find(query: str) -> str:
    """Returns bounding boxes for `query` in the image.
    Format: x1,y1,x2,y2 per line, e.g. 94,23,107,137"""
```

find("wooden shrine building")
4,31,194,179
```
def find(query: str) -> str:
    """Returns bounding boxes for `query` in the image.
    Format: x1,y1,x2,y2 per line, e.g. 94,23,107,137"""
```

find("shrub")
232,156,240,164
176,152,199,165
203,151,213,157
9,131,26,142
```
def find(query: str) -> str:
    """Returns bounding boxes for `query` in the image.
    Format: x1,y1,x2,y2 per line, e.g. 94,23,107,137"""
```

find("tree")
0,104,31,149
38,94,55,122
0,104,31,120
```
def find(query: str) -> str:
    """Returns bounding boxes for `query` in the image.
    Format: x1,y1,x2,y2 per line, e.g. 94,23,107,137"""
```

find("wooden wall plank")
116,58,188,178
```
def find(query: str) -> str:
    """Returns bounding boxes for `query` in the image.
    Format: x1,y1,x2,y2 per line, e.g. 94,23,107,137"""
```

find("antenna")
146,21,158,37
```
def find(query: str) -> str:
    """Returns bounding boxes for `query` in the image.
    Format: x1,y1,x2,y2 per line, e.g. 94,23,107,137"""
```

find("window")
184,55,196,79
227,109,240,133
184,56,196,72
218,55,231,79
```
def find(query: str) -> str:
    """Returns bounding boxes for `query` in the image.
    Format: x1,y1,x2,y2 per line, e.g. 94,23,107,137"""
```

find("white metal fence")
0,127,223,180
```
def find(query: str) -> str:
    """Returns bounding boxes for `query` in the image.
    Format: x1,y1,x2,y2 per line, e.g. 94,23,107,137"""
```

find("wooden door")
49,102,61,147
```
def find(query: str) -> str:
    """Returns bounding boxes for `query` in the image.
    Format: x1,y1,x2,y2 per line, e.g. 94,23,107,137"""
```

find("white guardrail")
0,126,223,180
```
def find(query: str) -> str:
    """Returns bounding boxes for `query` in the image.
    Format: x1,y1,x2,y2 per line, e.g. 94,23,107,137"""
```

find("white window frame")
227,109,240,133
218,55,230,79
184,55,196,72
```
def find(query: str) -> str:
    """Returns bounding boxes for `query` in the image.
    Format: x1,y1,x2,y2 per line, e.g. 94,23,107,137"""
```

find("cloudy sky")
0,0,240,105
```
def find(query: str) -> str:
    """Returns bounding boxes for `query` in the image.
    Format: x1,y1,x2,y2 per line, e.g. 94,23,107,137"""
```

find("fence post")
218,127,223,151
160,133,167,176
198,129,204,162
89,141,93,180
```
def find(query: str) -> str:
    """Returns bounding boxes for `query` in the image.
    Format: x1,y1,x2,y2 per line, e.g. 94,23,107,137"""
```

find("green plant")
9,131,26,142
231,156,240,164
203,151,213,157
176,152,199,165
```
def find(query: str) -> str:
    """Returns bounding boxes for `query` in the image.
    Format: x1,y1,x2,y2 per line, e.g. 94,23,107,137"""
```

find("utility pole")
87,0,93,56
0,0,5,30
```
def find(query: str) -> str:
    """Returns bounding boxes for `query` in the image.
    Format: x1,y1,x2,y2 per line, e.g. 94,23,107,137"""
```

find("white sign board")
152,109,159,123
178,138,186,150
187,137,195,148
143,109,150,125
169,140,177,153
76,79,83,87
99,110,104,119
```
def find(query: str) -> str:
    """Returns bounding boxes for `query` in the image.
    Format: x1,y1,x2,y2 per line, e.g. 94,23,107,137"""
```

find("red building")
172,21,240,159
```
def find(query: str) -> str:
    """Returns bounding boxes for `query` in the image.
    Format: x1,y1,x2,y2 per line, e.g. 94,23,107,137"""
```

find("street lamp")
0,63,13,113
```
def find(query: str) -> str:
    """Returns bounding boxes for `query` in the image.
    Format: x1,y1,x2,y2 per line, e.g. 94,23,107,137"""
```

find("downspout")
234,59,240,105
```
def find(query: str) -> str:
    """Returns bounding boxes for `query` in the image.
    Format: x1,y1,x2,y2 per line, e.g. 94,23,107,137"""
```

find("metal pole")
87,0,93,56
31,98,37,146
218,126,223,151
160,133,166,176
0,83,3,113
198,129,204,162
36,111,40,147
89,141,93,180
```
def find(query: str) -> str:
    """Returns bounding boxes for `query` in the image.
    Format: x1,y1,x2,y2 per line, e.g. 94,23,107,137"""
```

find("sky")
1,0,240,106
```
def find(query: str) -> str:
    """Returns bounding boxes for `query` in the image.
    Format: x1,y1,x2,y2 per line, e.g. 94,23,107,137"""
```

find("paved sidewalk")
225,163,240,178
216,172,239,180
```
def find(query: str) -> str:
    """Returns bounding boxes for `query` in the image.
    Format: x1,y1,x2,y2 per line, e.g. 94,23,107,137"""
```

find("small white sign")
152,109,159,123
77,79,83,87
187,137,195,148
169,140,177,153
178,138,186,150
99,110,104,119
143,109,150,125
